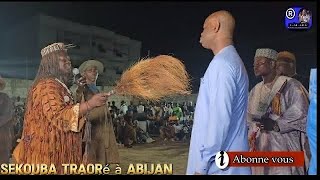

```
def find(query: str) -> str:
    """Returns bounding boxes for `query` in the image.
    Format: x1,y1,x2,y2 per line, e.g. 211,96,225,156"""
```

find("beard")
61,70,73,88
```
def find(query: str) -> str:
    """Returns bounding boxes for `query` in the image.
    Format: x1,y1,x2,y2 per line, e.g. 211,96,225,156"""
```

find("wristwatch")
273,122,280,132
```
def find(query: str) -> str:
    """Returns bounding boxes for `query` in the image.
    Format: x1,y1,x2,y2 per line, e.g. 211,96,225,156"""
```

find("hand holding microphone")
73,68,87,87
73,68,113,108
87,93,110,108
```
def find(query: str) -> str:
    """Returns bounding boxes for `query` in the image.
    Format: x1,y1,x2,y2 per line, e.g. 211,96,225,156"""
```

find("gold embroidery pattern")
17,78,82,174
71,103,80,132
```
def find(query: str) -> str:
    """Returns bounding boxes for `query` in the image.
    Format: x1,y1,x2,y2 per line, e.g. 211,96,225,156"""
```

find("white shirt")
120,104,128,114
168,107,173,115
173,124,183,133
137,105,145,113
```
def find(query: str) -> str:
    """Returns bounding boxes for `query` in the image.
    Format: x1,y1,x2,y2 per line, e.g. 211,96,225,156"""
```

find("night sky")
0,1,317,92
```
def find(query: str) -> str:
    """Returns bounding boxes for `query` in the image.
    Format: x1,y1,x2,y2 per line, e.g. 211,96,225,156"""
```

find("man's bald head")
205,10,235,38
200,10,236,54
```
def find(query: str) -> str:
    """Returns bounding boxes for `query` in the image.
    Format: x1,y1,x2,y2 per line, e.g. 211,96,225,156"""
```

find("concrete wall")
1,78,33,98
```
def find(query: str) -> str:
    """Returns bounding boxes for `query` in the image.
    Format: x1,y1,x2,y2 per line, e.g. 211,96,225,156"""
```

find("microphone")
72,68,83,85
72,68,115,97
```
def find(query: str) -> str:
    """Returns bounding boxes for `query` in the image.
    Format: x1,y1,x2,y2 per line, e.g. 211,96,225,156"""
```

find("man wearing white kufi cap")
247,48,310,175
74,59,120,165
13,42,112,173
254,48,278,61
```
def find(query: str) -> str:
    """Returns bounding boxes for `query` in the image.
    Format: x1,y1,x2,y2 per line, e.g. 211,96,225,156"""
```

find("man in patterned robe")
13,43,110,174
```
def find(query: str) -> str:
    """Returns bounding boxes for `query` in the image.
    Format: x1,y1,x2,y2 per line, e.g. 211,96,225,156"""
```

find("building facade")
0,13,141,86
0,14,198,106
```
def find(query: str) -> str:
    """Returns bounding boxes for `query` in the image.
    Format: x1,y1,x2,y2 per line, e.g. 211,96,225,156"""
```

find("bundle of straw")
108,55,191,101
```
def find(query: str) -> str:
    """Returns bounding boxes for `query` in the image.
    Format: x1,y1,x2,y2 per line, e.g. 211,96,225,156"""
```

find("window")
57,30,64,42
64,38,73,44
92,36,113,52
63,31,82,49
114,43,129,57
98,44,106,53
113,49,123,57
115,67,123,74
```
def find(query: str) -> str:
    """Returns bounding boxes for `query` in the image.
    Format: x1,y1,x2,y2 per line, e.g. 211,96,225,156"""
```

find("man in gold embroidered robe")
247,48,310,175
